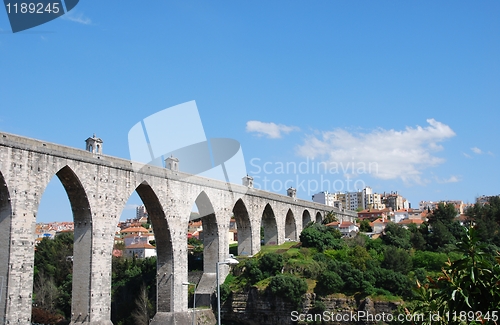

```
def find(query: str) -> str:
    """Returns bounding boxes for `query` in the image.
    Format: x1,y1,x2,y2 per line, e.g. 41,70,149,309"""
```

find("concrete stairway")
195,272,217,307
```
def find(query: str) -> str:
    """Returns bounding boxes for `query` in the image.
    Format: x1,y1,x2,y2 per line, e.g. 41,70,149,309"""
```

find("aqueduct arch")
284,209,297,241
232,198,252,256
261,204,278,246
0,131,357,324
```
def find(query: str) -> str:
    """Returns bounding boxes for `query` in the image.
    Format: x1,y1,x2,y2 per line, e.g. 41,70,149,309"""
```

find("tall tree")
411,227,500,325
381,223,412,250
428,202,457,225
466,196,500,250
131,283,153,325
322,211,338,225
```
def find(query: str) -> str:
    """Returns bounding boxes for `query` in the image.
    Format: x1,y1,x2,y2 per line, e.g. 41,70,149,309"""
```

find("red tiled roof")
399,219,424,225
121,226,149,233
123,233,153,239
126,242,156,249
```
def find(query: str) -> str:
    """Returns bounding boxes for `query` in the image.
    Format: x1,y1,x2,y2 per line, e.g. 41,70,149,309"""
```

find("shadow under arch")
315,211,322,223
53,165,92,322
261,204,278,246
285,209,297,241
135,181,173,313
0,171,11,319
232,199,252,256
188,191,219,308
193,191,218,274
302,210,312,229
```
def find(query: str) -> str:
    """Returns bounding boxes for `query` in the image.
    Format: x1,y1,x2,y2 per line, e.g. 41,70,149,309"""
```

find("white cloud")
296,119,456,184
62,11,92,25
471,147,482,154
435,175,461,184
246,120,300,139
462,152,472,159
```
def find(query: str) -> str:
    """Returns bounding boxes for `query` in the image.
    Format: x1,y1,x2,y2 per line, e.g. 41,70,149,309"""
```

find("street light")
216,257,239,325
182,281,197,325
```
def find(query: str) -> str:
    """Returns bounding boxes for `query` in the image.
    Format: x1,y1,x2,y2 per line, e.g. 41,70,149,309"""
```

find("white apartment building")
312,191,342,209
361,187,385,210
136,205,148,220
313,187,406,211
346,191,362,210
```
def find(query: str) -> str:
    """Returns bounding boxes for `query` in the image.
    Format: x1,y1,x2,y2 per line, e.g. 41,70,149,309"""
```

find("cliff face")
221,288,401,325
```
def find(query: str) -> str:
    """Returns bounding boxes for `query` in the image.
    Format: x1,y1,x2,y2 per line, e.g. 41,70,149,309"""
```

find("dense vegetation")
32,232,73,324
223,199,500,323
32,197,500,324
32,234,157,325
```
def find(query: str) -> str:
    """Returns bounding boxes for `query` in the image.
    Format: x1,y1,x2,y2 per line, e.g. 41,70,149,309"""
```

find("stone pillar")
0,171,11,323
1,149,50,325
74,166,126,325
155,200,189,315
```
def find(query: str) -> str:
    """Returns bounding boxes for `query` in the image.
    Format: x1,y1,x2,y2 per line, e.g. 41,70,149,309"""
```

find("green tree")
412,251,449,272
33,232,74,321
259,253,283,278
243,258,263,284
381,223,412,249
425,220,458,252
381,246,412,274
409,224,427,250
111,257,157,325
131,283,154,325
466,196,500,250
423,203,462,252
268,275,308,307
347,245,372,271
321,211,337,225
315,271,344,295
411,227,500,324
359,219,372,232
300,223,343,252
368,267,413,298
428,202,457,225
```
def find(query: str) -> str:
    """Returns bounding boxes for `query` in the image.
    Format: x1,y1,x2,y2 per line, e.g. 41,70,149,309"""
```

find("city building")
357,208,392,220
136,205,148,221
382,192,407,211
325,221,359,237
125,242,157,259
312,191,341,208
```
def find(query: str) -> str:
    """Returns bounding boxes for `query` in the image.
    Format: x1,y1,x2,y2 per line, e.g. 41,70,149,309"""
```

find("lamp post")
216,257,239,325
182,281,196,325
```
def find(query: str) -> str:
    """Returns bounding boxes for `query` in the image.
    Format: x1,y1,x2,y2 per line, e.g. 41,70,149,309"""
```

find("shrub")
268,275,308,307
259,253,284,278
243,258,263,284
412,250,448,272
315,271,344,295
381,246,412,274
381,223,412,249
300,223,343,252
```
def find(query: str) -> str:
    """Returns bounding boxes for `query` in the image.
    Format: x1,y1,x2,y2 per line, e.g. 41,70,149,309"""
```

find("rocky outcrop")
221,288,402,325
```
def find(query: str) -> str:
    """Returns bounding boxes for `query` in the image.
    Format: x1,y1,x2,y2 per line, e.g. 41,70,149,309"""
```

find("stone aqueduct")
0,132,356,325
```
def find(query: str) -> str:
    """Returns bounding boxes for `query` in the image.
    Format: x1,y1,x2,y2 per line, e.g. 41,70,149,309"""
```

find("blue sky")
0,1,498,222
